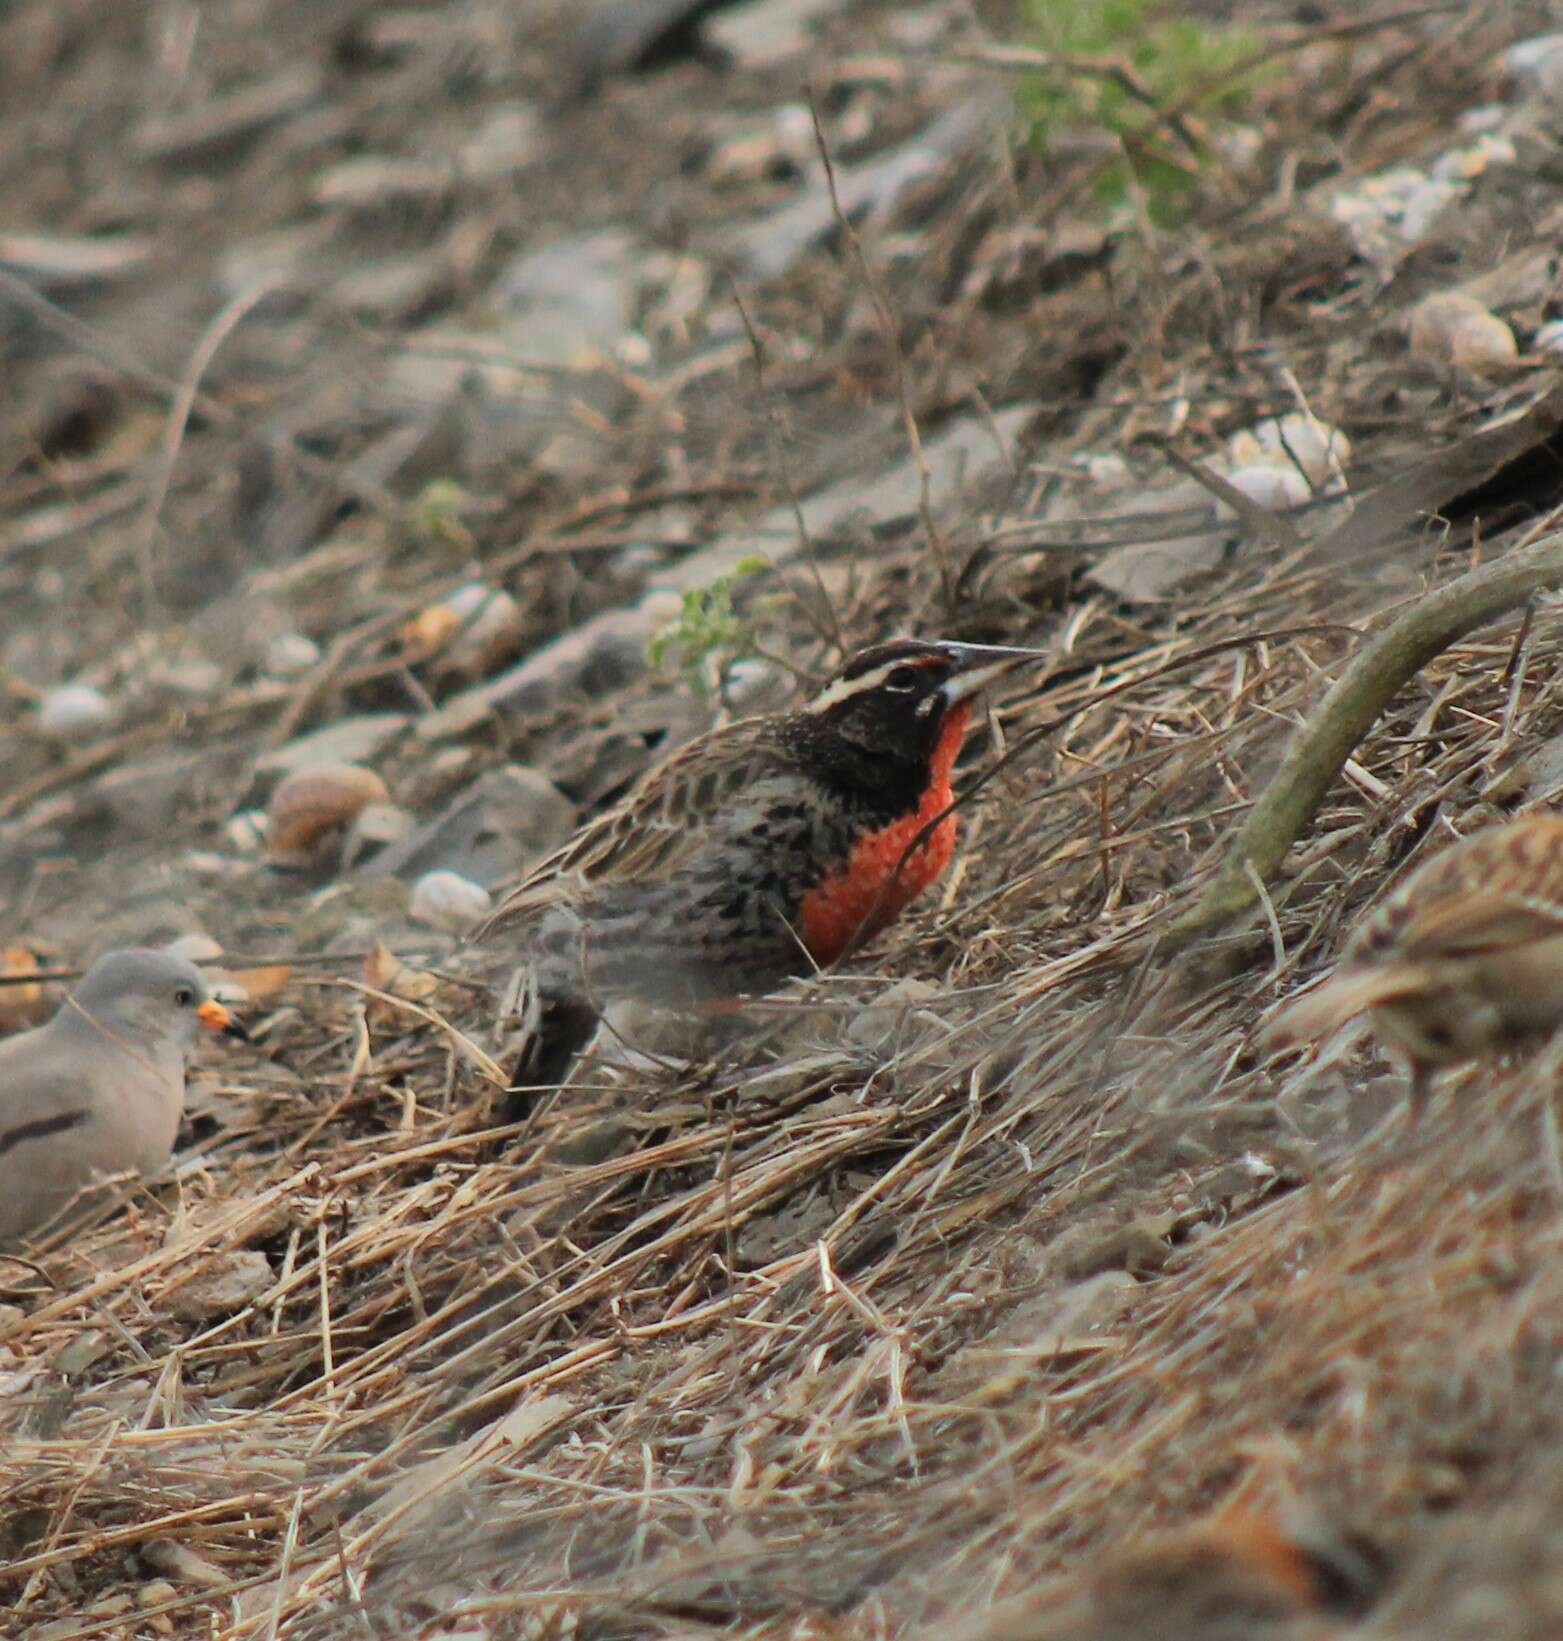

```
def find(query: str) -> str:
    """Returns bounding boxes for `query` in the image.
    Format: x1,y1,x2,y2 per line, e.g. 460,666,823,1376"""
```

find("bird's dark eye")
883,665,921,693
174,986,196,1007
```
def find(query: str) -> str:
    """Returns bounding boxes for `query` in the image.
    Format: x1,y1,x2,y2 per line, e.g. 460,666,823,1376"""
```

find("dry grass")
13,513,1563,1638
6,1,1563,1637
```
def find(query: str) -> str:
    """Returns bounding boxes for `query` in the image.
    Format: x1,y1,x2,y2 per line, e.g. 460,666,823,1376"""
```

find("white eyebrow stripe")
805,657,939,714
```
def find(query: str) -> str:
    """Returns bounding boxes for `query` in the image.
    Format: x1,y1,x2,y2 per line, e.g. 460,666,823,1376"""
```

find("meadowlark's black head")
783,638,1048,811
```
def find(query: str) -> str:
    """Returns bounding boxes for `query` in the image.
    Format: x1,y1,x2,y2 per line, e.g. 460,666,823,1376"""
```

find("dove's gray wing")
0,1022,184,1244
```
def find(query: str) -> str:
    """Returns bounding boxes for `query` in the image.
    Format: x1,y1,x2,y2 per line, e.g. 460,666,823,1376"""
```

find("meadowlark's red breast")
476,637,1049,1080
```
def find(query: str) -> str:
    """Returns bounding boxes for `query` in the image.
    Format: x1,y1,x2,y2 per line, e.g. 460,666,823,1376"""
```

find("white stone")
1534,319,1563,355
440,582,521,663
37,682,114,737
723,658,790,713
1232,413,1351,485
410,869,492,933
1083,452,1132,488
1408,291,1519,375
1504,33,1563,81
263,632,321,677
225,811,269,853
1222,463,1313,514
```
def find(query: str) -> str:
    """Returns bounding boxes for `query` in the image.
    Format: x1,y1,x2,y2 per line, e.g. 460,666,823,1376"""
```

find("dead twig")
729,276,843,652
135,281,280,619
1165,518,1563,955
808,92,954,612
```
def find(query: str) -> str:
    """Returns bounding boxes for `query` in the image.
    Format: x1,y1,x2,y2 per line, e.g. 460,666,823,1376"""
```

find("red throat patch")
797,702,972,965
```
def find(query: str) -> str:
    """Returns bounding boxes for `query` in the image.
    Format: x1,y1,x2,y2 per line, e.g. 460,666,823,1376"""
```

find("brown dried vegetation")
6,3,1563,1639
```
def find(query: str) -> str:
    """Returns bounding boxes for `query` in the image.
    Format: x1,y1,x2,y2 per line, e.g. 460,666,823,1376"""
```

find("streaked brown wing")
1388,888,1563,961
1265,961,1439,1047
474,716,789,941
1346,816,1563,963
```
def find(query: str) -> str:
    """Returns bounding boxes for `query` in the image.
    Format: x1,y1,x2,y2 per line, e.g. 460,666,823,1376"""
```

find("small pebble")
351,801,416,849
340,799,415,872
441,582,522,663
150,657,224,698
1504,33,1563,81
1222,462,1313,514
263,632,321,677
1408,291,1519,375
1083,451,1132,489
640,589,685,627
1534,318,1563,355
188,850,253,881
404,582,522,673
723,658,789,713
37,682,114,737
137,1577,178,1606
410,869,492,932
1229,413,1351,485
225,811,269,854
267,763,390,868
163,934,224,965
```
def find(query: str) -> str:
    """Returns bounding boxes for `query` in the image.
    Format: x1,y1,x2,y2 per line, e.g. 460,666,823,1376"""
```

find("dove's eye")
174,986,196,1007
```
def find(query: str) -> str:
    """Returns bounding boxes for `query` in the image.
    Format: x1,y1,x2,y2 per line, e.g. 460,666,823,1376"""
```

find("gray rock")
363,765,577,887
1085,479,1229,602
416,601,673,739
492,229,640,366
570,0,735,97
707,0,853,66
164,1250,275,1322
459,104,545,179
92,753,215,838
727,99,1000,280
254,715,408,778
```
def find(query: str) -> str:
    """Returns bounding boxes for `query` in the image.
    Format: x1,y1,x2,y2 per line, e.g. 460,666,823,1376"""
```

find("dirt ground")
7,1,1563,1637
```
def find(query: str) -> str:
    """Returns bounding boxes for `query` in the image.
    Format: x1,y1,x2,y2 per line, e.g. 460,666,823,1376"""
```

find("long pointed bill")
197,997,250,1041
936,642,1052,706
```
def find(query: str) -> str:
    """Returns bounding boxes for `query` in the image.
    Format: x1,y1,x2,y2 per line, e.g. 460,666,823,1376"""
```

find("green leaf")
1013,0,1267,226
646,564,768,698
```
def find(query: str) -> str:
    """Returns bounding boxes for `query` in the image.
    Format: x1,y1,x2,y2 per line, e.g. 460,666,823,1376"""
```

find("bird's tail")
1264,964,1435,1050
498,961,598,1093
520,993,599,1089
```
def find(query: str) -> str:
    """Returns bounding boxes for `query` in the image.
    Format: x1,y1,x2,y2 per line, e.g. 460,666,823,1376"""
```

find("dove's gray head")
61,949,244,1054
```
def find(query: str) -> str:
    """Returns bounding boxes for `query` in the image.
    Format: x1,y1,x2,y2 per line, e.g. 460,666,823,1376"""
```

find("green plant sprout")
647,556,772,698
1016,0,1263,222
408,479,477,553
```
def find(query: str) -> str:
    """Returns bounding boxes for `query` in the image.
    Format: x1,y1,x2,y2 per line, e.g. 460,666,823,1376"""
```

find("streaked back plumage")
1265,816,1563,1092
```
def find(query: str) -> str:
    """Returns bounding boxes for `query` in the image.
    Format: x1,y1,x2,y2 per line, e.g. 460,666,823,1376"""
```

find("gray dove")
0,948,248,1244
